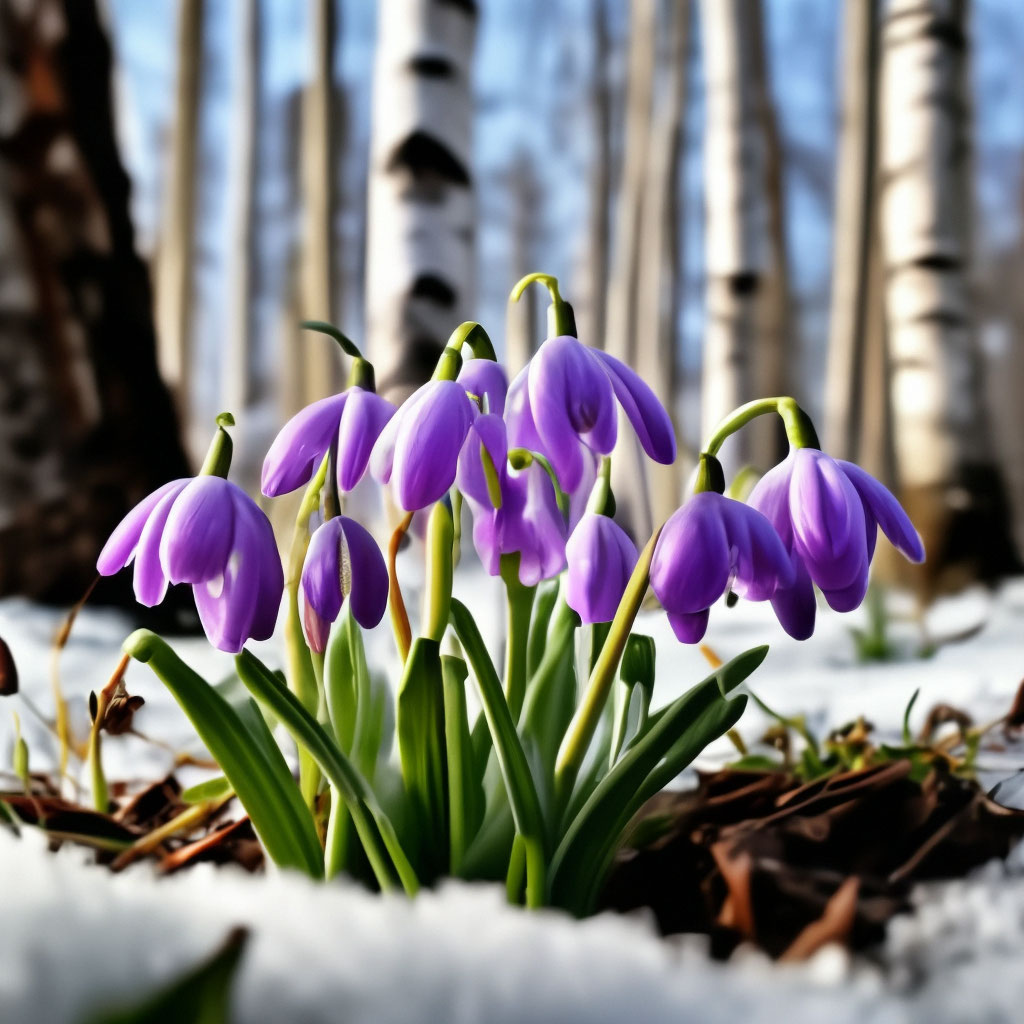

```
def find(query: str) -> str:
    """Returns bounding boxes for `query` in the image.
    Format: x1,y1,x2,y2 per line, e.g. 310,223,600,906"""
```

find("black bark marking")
387,130,470,186
410,274,456,306
409,55,455,78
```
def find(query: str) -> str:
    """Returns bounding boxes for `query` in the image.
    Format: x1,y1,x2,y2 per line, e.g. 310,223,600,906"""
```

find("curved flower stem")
704,397,819,457
388,511,415,663
285,455,331,807
507,448,570,519
500,555,536,723
510,272,575,337
553,528,662,811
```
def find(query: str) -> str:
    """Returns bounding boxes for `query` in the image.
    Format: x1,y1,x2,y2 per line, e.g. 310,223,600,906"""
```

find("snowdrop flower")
299,516,388,653
262,386,396,498
748,448,925,639
370,379,481,510
458,357,508,416
650,492,794,644
565,513,638,624
505,335,676,492
97,476,284,654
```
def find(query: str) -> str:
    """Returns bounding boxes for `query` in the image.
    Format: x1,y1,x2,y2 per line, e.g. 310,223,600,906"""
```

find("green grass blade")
450,599,547,906
123,630,323,878
442,655,484,875
235,648,419,896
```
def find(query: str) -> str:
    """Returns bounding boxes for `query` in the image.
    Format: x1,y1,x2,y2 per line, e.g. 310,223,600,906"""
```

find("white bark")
299,0,341,404
154,0,203,422
223,0,260,420
879,0,984,489
630,0,690,529
699,0,768,463
825,0,881,462
365,0,477,400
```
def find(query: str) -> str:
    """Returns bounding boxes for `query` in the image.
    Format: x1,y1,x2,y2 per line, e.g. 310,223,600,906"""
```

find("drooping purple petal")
388,380,476,510
96,479,189,576
336,388,396,493
302,517,344,625
565,513,638,623
819,564,870,613
789,449,867,591
261,393,348,497
592,349,676,465
505,370,547,455
160,476,236,585
456,413,508,507
458,358,508,416
770,556,816,640
192,489,282,652
339,518,389,629
747,457,796,547
720,499,795,602
528,336,616,492
667,608,710,644
837,459,925,563
133,487,183,606
650,494,732,615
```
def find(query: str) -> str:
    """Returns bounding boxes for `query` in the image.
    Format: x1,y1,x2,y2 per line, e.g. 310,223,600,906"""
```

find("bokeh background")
1,0,1023,611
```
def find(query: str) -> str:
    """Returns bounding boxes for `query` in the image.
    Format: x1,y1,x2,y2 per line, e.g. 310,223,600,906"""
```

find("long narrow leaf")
549,646,767,913
235,648,419,896
123,630,322,878
450,599,547,906
442,655,484,875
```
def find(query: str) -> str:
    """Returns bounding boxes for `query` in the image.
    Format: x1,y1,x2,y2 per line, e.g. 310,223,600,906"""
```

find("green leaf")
396,637,449,877
450,599,548,907
234,648,419,895
181,776,234,805
902,688,921,745
442,655,484,875
520,596,580,783
88,926,248,1024
123,630,323,878
549,646,766,914
527,580,560,678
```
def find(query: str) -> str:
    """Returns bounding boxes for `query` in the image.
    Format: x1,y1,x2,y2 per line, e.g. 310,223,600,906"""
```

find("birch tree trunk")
223,0,261,424
577,0,612,351
297,0,342,407
0,0,188,601
365,0,478,401
630,0,690,530
699,0,768,466
748,0,791,469
155,0,203,425
880,0,1019,593
825,0,881,463
505,154,539,378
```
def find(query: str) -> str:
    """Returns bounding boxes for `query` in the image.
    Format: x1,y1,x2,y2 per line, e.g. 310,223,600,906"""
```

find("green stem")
423,503,454,643
199,413,235,478
507,448,570,519
500,556,536,722
704,397,819,457
553,529,661,809
510,272,574,337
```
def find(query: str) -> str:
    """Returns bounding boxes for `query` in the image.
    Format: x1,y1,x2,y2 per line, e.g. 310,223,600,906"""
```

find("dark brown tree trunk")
0,0,190,603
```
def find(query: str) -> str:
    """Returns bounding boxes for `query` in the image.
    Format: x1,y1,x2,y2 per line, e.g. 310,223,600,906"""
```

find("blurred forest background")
1,0,1023,611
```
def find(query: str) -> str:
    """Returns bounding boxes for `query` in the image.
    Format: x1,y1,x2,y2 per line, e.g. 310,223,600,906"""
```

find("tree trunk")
223,0,262,483
630,0,690,530
365,0,478,402
748,0,791,469
154,0,203,430
0,0,189,602
298,0,342,407
505,154,539,378
577,0,612,351
825,0,881,463
699,0,768,467
879,0,1019,595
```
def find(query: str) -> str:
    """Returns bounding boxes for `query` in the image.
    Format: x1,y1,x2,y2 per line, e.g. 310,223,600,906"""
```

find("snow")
1,578,1023,1022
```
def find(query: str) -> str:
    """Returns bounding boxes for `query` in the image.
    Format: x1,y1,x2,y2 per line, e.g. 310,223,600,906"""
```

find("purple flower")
505,336,676,492
748,449,925,639
370,379,479,510
299,516,389,653
465,460,568,587
456,413,508,507
458,358,508,416
97,477,284,653
650,492,795,643
565,513,638,624
262,386,396,498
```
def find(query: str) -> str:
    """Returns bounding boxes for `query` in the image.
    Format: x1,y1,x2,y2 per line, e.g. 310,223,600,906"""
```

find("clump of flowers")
94,276,923,913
